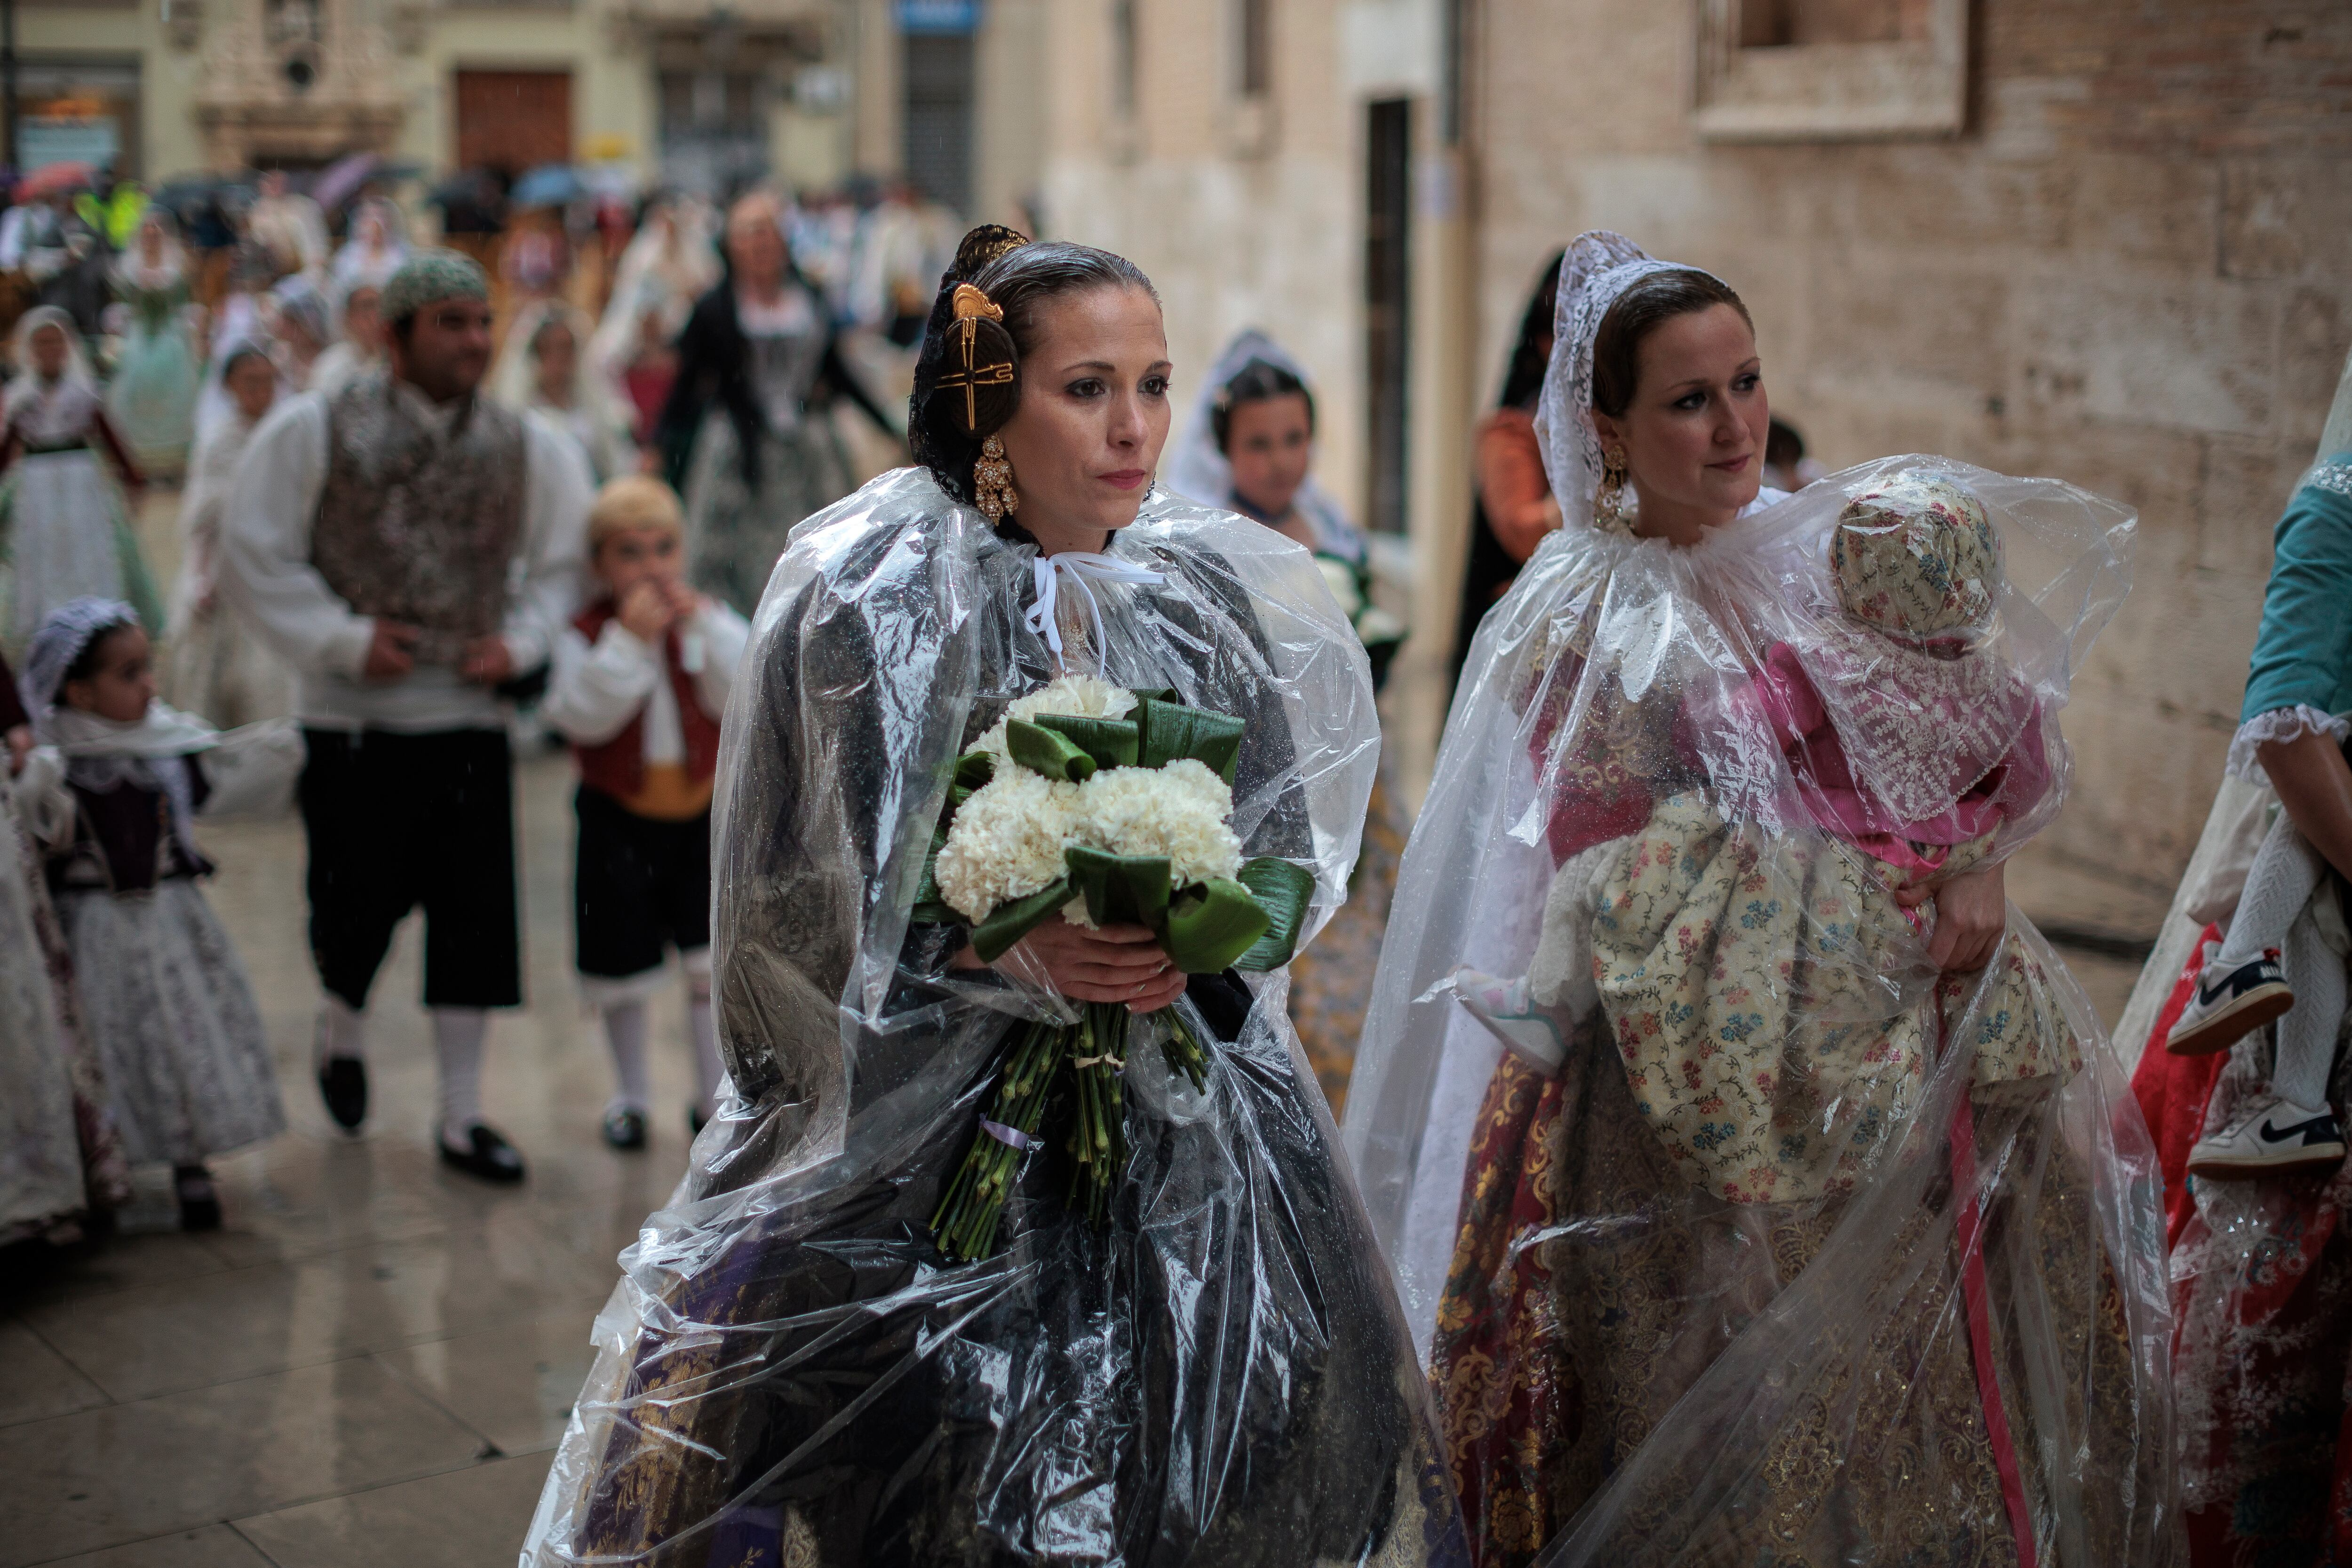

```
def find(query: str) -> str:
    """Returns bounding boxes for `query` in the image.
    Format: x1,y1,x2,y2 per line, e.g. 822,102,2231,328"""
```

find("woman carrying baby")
1343,233,2175,1567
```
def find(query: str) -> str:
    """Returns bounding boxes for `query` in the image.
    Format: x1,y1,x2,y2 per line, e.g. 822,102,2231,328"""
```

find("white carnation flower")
1075,759,1243,891
973,673,1138,762
934,767,1085,923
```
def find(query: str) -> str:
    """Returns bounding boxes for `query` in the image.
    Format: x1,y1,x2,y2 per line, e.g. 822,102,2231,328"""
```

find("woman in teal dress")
104,210,201,479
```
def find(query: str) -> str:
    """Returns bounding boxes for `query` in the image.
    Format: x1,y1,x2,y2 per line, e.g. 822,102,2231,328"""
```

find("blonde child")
541,477,748,1147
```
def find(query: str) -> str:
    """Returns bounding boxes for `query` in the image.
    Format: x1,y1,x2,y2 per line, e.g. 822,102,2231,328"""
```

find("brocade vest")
312,373,527,668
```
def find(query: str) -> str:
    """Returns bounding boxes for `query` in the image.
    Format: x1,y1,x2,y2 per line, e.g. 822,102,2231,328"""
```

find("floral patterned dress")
1429,619,2152,1568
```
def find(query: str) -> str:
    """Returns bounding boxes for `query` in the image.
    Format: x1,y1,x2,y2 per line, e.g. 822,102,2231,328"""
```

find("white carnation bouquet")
915,674,1315,1259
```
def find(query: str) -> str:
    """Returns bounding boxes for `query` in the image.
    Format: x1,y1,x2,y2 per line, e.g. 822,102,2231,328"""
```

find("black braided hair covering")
908,224,1159,508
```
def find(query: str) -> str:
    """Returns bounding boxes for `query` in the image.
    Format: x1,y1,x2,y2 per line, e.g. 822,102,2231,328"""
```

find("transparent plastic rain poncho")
1340,454,2176,1567
524,465,1465,1567
2122,346,2352,1560
1338,224,2172,1568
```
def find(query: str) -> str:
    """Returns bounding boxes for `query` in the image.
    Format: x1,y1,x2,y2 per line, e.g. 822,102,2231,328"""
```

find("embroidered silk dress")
1343,233,2176,1568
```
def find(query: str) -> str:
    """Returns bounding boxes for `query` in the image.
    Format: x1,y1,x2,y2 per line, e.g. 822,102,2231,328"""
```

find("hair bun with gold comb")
909,226,1032,489
927,281,1021,440
907,225,1159,514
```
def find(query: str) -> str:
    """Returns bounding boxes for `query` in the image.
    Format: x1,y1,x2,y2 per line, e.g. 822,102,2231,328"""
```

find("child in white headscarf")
14,597,294,1230
267,275,334,393
166,342,295,727
0,308,164,661
489,299,638,484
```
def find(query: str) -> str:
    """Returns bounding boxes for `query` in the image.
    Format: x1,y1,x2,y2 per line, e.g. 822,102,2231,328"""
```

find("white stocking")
2274,914,2349,1112
315,994,367,1066
685,953,724,1115
2219,813,2328,967
432,1007,488,1146
603,999,652,1113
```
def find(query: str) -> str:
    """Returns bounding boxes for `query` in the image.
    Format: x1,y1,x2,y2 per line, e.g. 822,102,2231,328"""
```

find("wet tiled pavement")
2,754,699,1566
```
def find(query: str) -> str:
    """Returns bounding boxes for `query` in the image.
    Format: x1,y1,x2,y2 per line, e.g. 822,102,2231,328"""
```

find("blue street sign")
897,0,979,34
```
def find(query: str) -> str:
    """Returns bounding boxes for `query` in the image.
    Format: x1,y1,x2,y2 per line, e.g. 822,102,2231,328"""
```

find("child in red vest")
543,476,748,1147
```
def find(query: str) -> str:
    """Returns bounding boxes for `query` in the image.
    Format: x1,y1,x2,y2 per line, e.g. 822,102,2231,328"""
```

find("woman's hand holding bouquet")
922,675,1317,1260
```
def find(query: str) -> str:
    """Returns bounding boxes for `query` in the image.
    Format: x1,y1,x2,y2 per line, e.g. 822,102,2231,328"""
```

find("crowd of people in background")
0,160,1835,1255
0,158,1432,1254
0,159,965,1251
0,160,959,494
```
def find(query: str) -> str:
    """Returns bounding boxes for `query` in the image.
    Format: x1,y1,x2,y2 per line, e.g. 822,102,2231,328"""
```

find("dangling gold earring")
974,435,1020,521
1597,446,1633,533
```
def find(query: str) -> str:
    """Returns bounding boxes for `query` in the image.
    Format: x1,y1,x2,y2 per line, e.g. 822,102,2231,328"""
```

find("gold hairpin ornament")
937,283,1016,433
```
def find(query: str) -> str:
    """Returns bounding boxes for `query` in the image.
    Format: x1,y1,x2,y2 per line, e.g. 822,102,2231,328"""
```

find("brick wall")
1475,0,2352,893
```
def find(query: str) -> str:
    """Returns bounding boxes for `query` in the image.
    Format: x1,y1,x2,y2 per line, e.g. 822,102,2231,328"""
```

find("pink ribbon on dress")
1946,1016,2040,1568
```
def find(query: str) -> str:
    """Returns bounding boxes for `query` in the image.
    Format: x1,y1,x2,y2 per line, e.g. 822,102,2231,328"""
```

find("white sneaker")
2167,944,2294,1057
2187,1093,2347,1180
1452,969,1567,1074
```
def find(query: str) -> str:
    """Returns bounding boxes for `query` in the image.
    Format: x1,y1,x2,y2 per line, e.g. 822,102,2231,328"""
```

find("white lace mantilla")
2227,703,2352,785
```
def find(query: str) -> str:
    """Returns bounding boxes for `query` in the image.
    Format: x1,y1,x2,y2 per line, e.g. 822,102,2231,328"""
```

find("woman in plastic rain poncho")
1339,231,2178,1567
522,226,1466,1567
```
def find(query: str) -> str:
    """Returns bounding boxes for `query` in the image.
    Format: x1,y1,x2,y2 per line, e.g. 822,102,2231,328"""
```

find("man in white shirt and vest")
223,249,591,1182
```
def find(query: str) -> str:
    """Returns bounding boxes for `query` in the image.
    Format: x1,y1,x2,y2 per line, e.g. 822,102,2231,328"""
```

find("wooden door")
453,69,573,174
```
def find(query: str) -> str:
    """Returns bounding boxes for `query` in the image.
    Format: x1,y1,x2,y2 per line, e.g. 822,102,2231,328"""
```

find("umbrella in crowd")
509,164,586,209
309,152,383,213
15,161,96,201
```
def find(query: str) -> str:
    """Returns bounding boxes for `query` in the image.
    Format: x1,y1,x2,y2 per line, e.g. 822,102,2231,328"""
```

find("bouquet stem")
933,998,1216,1262
1161,1008,1210,1092
1066,1003,1129,1228
930,1018,1059,1262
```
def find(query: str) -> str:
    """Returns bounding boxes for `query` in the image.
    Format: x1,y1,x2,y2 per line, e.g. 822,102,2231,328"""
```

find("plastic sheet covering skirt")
522,466,1467,1567
1341,455,2179,1567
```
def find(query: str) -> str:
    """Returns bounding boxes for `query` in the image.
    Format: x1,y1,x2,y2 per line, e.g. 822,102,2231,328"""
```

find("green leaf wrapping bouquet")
916,673,1316,1259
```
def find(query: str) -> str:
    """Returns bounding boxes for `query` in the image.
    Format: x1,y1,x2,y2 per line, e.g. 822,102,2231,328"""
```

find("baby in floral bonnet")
1458,471,2084,1204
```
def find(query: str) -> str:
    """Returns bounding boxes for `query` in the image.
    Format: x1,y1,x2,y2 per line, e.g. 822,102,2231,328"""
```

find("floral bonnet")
1829,473,2002,643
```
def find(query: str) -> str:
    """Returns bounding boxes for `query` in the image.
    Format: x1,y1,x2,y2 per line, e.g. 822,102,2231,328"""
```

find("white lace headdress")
1531,232,1731,533
6,306,95,406
1165,328,1366,564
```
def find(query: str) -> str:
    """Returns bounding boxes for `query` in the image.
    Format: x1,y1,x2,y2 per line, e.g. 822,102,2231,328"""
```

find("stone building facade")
11,0,872,190
1463,0,2350,889
975,0,1476,796
977,0,2350,899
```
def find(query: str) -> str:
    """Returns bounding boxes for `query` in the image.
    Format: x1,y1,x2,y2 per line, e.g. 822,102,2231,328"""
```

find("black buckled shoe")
602,1106,648,1151
317,1056,368,1132
174,1165,222,1231
438,1123,527,1184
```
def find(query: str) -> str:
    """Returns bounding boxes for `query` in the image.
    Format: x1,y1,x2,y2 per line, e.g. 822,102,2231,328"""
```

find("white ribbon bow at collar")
1027,550,1166,664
